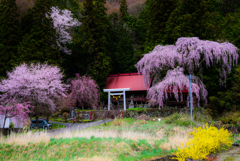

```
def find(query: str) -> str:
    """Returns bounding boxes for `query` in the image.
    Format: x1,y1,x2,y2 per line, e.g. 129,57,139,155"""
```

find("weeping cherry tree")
65,73,100,109
135,37,239,109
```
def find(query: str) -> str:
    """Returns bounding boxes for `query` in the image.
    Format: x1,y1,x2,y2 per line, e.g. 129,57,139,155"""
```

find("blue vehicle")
31,119,52,130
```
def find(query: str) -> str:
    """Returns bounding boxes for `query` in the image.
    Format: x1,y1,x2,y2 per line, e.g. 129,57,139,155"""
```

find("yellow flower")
172,124,232,160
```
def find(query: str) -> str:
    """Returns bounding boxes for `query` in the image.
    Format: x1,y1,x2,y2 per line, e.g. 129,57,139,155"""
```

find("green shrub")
164,113,182,124
9,122,14,129
193,107,212,123
219,111,240,125
175,119,196,127
51,111,61,118
164,113,196,127
126,107,145,112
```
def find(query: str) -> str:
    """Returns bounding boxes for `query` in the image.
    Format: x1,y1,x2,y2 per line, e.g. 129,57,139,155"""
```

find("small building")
104,73,151,110
103,73,196,110
0,115,23,128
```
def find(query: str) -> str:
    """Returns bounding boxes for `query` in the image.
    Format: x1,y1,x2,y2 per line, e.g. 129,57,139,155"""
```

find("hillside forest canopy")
0,0,240,118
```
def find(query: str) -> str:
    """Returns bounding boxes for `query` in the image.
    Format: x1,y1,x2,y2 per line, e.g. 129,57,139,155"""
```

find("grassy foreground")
0,137,175,161
0,112,224,161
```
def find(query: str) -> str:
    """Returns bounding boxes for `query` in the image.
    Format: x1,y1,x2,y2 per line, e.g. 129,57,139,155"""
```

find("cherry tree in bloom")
65,73,100,109
0,100,33,128
147,67,208,108
135,37,238,109
48,6,81,54
0,63,68,127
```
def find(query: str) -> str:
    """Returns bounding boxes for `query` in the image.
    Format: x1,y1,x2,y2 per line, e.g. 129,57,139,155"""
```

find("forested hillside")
1,0,240,115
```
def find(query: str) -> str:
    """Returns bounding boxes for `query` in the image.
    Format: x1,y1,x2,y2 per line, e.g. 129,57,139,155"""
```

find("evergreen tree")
163,0,215,44
145,0,177,48
108,13,136,74
82,0,93,16
119,0,128,19
18,0,61,66
71,0,112,89
0,0,20,78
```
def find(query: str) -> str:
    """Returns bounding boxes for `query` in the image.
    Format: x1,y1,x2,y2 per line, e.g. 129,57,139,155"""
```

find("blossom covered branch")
135,37,238,108
48,6,81,54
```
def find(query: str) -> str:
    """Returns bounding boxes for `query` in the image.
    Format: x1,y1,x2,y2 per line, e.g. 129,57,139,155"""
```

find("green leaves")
0,0,20,77
18,0,61,67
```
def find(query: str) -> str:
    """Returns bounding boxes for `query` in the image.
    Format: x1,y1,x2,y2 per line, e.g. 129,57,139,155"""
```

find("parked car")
31,119,52,130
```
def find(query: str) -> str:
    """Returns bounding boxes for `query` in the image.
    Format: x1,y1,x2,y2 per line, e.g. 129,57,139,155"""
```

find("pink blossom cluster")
0,100,33,128
136,37,238,85
135,37,238,108
147,67,207,109
0,63,67,113
66,74,100,109
48,6,81,54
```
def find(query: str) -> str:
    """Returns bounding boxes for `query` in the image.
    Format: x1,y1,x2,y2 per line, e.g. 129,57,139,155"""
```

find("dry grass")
0,125,192,154
112,118,126,126
157,127,192,150
134,119,147,124
54,129,158,141
74,156,113,161
0,131,50,146
0,117,199,161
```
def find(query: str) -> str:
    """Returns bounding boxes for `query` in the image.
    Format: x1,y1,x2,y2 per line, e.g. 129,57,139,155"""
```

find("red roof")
165,85,189,93
106,73,151,91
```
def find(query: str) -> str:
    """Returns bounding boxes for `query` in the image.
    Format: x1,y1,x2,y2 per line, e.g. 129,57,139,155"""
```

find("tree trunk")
36,115,39,129
2,115,7,129
46,116,49,123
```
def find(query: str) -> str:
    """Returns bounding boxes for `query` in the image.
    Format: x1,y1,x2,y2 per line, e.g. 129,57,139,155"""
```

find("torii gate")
103,88,130,111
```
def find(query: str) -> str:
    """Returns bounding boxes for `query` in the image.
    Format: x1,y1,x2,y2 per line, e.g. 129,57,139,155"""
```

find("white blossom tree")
135,37,239,109
48,6,81,54
0,63,68,127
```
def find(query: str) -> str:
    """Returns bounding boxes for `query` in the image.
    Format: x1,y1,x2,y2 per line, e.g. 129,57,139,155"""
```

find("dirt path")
215,147,240,161
47,119,113,137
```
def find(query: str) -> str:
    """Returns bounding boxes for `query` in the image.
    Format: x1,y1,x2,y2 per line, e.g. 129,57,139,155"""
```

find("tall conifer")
108,13,136,74
82,0,93,16
163,0,213,44
119,0,128,19
71,0,111,88
145,0,177,47
18,0,61,66
0,0,20,77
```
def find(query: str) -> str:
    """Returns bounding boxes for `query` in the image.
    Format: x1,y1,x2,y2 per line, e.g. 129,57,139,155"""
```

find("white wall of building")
0,115,23,128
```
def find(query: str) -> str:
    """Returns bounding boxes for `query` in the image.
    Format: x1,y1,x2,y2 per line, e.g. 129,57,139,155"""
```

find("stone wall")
75,108,190,120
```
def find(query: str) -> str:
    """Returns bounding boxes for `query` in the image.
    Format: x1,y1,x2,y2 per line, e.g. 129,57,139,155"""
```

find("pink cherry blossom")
48,6,81,54
0,63,68,114
135,37,238,108
0,100,33,128
66,74,100,109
